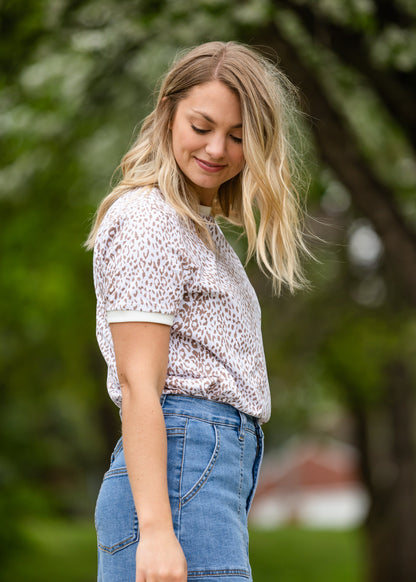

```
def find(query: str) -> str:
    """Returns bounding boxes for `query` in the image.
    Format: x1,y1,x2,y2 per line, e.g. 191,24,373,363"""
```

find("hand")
135,527,187,582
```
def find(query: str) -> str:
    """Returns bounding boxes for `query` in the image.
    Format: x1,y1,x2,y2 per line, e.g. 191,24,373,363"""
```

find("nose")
205,133,226,160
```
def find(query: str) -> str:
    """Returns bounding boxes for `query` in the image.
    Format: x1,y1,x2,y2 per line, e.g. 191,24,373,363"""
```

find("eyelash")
191,124,242,144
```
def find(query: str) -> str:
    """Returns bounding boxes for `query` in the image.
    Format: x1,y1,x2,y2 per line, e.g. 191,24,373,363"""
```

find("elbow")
118,371,164,411
119,373,142,406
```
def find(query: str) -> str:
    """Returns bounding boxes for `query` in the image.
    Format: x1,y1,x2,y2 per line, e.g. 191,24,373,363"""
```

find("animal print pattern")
93,188,271,423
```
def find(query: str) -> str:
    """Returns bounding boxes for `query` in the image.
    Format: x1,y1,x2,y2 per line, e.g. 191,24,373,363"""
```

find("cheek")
172,133,187,165
173,130,197,159
235,150,245,171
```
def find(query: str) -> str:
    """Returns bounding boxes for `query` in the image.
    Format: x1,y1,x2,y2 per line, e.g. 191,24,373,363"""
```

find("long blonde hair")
86,41,308,293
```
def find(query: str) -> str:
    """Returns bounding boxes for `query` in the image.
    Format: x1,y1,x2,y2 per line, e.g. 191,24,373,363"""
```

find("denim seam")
163,412,256,435
177,417,188,535
166,427,186,436
103,467,128,479
246,427,264,515
237,429,245,521
109,437,123,465
187,568,250,577
97,512,139,555
114,437,123,455
98,530,138,555
180,423,220,507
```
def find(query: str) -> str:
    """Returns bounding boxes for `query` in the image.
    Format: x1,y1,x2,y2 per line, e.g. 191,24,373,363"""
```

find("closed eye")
191,124,242,144
191,124,209,134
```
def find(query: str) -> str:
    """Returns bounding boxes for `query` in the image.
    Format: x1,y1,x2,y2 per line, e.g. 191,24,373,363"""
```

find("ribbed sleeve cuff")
107,310,174,326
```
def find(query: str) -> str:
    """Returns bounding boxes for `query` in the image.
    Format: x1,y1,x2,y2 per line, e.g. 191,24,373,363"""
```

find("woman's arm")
110,321,187,582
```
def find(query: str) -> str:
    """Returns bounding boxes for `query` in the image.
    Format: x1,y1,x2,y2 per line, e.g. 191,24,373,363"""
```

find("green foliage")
322,311,415,404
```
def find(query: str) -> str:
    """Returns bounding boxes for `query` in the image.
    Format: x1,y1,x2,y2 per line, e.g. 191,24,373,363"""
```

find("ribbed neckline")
198,204,212,217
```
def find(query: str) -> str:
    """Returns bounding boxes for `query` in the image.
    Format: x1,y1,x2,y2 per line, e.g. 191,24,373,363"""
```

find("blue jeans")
95,395,264,581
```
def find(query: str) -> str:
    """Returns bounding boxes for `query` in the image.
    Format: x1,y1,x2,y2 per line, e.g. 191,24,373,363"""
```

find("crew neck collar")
198,204,212,217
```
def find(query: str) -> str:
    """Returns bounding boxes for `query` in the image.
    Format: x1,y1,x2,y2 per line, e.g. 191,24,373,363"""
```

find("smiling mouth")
194,157,226,172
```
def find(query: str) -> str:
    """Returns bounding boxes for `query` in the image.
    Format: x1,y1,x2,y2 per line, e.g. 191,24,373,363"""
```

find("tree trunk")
351,361,416,582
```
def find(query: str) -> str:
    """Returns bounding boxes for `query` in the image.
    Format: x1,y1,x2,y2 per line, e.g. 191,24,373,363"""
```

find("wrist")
138,500,174,534
139,517,175,536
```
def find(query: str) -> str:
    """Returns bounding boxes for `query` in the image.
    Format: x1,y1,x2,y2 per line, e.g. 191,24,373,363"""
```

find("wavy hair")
86,41,309,293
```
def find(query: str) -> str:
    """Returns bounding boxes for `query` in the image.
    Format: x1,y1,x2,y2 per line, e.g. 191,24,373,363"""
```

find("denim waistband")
160,394,260,435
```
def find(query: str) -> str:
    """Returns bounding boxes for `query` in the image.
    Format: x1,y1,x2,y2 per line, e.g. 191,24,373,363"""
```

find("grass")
3,519,365,582
250,527,365,582
3,519,97,582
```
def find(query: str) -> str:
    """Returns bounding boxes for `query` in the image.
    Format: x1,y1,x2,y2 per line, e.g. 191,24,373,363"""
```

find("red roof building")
250,438,369,529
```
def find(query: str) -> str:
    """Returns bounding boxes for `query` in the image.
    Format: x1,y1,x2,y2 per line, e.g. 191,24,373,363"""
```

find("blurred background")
1,1,416,581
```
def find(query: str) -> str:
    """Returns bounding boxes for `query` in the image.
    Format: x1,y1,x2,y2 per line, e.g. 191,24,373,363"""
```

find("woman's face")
170,80,244,206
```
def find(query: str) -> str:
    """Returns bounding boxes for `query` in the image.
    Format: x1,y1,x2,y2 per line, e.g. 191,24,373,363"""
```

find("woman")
87,41,307,582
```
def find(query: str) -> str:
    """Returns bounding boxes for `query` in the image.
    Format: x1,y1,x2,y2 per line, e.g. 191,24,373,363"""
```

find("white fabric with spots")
93,188,271,423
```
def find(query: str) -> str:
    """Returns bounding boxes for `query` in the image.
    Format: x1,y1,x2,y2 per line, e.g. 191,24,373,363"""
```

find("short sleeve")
95,194,185,322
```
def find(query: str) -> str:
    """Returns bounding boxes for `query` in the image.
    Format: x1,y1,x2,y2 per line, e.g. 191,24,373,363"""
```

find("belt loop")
238,410,246,441
160,394,167,407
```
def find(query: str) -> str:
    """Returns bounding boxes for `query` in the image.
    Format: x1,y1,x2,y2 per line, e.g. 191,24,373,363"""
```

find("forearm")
121,384,173,533
111,321,186,580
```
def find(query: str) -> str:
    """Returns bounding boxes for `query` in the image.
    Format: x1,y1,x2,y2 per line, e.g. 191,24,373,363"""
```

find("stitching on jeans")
246,427,264,514
166,427,186,436
97,513,139,554
180,423,220,507
98,534,137,555
177,418,188,533
112,438,123,459
103,467,128,479
163,412,257,435
187,568,250,577
165,418,187,536
237,428,245,520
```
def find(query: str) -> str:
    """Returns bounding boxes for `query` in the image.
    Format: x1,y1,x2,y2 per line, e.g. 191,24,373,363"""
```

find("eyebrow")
191,109,242,129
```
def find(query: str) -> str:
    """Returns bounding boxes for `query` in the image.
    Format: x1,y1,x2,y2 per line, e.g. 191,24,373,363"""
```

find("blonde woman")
88,41,307,582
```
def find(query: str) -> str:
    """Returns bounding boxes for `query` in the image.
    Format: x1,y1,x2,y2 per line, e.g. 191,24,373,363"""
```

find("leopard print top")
93,188,271,423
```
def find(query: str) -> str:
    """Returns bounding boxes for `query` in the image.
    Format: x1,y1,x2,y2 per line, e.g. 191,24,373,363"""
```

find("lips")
194,157,226,173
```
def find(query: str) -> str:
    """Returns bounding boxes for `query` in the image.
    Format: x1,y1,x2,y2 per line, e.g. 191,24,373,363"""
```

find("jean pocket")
180,419,220,507
95,468,139,555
